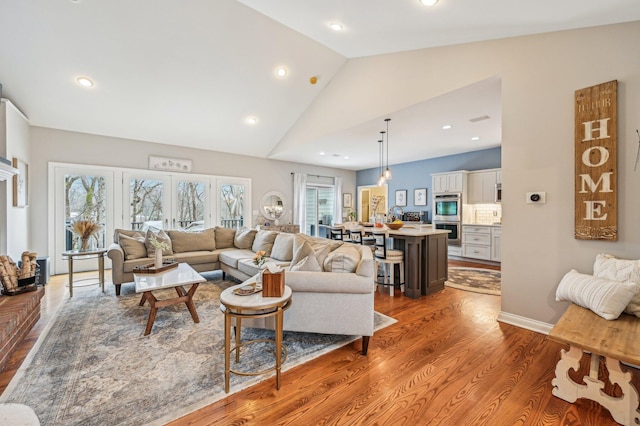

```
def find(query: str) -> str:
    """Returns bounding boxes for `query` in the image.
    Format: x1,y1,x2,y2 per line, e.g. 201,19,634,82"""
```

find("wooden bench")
548,303,640,425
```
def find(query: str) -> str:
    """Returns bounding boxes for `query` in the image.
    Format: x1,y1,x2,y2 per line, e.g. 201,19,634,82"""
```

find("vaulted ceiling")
1,1,638,170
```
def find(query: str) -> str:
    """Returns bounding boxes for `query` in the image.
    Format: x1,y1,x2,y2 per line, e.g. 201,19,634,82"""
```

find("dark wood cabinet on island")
388,227,449,299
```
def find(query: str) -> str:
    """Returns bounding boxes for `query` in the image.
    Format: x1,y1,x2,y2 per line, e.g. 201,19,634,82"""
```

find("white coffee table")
220,277,292,393
134,263,206,335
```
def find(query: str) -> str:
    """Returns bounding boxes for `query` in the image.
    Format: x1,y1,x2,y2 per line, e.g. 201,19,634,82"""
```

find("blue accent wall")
356,147,501,222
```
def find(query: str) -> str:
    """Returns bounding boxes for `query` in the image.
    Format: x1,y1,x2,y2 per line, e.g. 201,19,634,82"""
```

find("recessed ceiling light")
319,152,325,156
344,156,349,160
442,124,452,130
329,22,344,31
418,0,439,6
76,77,94,88
245,116,258,125
471,136,480,141
275,67,288,78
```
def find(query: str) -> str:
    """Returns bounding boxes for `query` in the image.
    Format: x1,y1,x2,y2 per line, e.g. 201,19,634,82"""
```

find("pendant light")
377,137,385,186
383,118,393,180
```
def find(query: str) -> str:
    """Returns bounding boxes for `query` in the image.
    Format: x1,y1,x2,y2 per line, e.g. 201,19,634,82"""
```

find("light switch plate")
526,192,546,203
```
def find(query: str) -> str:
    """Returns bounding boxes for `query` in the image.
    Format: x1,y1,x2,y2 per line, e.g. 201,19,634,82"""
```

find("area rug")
445,267,501,295
0,275,396,426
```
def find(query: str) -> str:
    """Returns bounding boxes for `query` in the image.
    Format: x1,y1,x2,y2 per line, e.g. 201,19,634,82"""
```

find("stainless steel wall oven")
433,222,461,246
433,193,462,222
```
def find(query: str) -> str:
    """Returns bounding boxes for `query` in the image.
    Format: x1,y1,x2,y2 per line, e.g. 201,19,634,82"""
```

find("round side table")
220,281,292,393
61,248,107,297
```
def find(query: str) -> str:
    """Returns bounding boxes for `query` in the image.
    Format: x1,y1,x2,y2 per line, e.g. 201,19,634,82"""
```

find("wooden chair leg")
361,336,370,355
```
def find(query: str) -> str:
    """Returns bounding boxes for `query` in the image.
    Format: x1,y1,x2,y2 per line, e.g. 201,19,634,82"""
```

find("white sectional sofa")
107,227,376,354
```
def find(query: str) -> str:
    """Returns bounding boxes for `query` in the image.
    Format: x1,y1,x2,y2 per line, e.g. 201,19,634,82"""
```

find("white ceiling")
0,1,638,171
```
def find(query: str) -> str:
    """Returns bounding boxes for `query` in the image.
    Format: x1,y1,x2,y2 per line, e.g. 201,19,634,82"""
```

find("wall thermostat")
526,192,546,204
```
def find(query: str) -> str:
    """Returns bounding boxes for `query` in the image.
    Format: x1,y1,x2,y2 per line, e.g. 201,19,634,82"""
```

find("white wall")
279,21,640,325
28,127,355,260
0,100,30,259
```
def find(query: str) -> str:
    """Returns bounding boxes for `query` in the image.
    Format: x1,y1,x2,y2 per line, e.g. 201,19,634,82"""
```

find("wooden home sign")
575,80,617,240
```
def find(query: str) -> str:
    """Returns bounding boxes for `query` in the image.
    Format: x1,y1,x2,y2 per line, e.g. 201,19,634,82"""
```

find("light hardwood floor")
0,262,631,425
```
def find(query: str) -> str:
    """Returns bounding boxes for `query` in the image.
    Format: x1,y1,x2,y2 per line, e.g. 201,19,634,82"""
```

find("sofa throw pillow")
234,227,257,249
114,229,144,244
214,227,236,249
144,229,173,257
555,269,639,320
168,228,215,253
296,233,343,252
289,255,323,272
119,233,147,260
323,244,361,273
290,238,314,268
593,253,640,317
271,233,295,261
252,230,278,256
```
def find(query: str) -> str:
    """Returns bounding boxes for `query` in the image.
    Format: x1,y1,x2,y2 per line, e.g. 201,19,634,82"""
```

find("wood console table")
549,303,640,425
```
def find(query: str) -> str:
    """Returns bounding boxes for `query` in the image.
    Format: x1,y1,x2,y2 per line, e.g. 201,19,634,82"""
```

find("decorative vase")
274,218,280,226
155,249,163,268
80,237,90,251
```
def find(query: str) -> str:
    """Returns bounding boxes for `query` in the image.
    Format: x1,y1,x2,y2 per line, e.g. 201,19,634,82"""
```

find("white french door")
51,164,115,274
215,177,251,228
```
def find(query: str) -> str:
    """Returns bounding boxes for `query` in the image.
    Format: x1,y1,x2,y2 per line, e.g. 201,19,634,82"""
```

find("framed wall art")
343,193,352,208
395,189,407,207
12,157,28,207
414,188,427,206
149,156,193,173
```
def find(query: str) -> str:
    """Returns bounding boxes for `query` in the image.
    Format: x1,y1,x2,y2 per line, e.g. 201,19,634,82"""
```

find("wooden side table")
62,248,107,297
219,280,292,393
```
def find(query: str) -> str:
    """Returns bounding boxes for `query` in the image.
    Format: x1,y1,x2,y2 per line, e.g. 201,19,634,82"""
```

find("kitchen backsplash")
463,204,502,225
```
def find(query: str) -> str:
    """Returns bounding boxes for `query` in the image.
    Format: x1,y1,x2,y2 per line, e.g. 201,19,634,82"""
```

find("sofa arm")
107,243,125,285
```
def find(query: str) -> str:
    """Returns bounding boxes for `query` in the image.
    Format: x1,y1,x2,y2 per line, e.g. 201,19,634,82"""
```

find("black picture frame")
414,188,427,206
395,189,407,207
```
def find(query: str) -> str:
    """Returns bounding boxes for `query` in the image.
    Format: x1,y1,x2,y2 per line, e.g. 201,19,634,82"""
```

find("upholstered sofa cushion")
214,227,236,249
252,230,278,255
271,233,295,261
168,228,215,253
219,249,254,269
118,233,147,260
234,227,257,249
593,253,640,317
144,229,173,256
323,244,361,273
556,269,639,320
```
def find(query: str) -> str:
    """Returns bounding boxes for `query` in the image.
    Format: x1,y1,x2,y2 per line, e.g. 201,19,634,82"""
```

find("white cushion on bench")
593,253,640,317
556,269,639,320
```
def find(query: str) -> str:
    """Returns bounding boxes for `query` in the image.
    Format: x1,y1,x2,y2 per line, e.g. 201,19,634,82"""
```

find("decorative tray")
233,284,262,296
133,261,179,274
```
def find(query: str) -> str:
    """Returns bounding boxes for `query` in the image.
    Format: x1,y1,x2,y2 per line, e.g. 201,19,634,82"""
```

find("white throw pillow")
289,255,322,272
556,269,639,320
323,244,361,273
593,254,640,317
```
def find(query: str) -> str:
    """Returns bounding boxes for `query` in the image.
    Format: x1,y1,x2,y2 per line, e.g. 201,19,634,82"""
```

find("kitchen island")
385,227,450,299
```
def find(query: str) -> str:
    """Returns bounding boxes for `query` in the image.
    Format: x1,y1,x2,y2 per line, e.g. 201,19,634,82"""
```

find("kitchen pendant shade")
384,118,393,180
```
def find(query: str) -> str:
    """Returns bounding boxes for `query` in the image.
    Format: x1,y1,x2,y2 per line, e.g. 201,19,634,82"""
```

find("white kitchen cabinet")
431,171,467,194
491,227,501,261
467,170,498,204
462,225,501,262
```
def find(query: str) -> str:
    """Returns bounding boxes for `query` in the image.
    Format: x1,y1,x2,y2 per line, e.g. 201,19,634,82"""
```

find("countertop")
462,223,502,227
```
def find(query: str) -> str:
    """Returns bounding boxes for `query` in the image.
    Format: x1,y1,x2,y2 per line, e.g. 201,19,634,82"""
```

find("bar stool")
349,229,376,247
372,229,404,296
329,226,352,242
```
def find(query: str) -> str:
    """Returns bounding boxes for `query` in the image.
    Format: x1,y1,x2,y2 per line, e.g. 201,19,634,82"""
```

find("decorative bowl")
386,222,404,230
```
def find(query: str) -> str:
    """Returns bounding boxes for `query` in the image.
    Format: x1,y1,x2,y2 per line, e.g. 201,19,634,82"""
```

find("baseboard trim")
497,311,553,335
